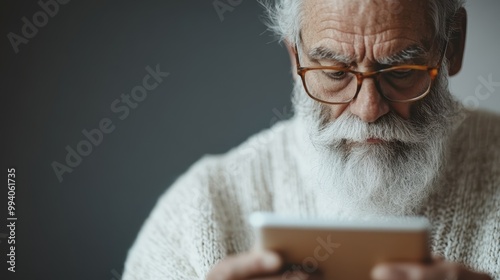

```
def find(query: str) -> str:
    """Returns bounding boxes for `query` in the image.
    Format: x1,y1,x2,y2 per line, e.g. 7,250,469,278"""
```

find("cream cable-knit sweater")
123,109,500,280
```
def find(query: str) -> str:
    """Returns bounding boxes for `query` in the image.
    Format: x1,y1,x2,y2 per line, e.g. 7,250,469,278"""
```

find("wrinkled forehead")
300,0,435,58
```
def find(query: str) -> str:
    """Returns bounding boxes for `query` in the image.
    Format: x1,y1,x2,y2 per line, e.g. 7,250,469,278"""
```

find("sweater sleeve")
122,155,227,280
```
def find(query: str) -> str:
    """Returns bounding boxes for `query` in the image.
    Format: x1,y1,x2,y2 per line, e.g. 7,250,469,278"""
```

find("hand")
206,250,323,280
371,256,493,280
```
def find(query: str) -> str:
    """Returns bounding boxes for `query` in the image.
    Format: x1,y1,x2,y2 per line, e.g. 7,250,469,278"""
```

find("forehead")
301,0,434,61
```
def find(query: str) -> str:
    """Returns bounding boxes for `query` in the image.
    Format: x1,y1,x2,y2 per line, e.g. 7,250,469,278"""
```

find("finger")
207,250,282,280
248,277,284,280
372,261,492,280
250,274,313,280
431,254,445,263
372,262,451,280
277,263,324,280
372,263,413,280
279,269,324,280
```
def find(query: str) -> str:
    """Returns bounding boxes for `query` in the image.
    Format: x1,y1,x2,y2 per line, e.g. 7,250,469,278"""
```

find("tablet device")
249,212,431,280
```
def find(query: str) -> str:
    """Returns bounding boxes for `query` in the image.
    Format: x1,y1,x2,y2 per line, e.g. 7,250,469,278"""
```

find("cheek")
390,103,412,119
327,104,350,120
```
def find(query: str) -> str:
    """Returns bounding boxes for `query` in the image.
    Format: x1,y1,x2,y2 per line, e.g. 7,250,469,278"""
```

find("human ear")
284,40,298,80
447,7,467,76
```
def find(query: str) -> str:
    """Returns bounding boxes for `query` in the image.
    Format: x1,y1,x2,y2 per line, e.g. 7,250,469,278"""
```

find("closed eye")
387,69,413,79
323,70,348,80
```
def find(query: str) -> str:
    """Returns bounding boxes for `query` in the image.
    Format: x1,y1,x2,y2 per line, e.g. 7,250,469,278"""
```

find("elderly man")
123,0,499,279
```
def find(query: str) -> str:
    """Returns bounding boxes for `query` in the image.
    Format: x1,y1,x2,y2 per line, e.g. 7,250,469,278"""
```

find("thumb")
207,250,282,280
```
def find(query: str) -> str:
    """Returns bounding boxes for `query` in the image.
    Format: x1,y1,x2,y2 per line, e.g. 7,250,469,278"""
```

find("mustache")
314,111,429,145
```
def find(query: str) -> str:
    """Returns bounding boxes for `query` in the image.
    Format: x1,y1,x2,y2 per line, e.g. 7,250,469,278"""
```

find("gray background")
1,1,499,279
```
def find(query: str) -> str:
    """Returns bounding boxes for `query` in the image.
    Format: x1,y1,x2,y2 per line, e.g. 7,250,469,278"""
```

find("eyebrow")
378,45,430,65
308,47,355,64
307,44,430,66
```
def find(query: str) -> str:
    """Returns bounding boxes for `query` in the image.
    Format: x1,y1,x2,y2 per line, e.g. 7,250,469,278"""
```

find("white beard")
293,69,465,218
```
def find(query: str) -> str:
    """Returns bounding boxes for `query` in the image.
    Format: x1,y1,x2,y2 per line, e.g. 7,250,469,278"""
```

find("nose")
349,78,390,123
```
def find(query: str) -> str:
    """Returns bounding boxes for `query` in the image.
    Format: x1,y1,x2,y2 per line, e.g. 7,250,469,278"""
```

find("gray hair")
259,0,304,45
428,0,466,43
259,0,465,45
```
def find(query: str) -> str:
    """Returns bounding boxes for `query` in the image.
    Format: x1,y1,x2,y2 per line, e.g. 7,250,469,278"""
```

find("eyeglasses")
293,42,448,104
